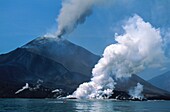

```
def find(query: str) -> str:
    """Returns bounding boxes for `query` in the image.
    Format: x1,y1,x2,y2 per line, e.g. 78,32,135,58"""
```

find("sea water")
0,99,170,112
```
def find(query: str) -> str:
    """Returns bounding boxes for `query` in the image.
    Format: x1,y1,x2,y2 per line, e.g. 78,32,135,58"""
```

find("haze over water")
0,99,170,112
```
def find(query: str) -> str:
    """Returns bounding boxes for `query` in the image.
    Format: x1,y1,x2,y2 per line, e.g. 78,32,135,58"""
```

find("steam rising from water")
129,83,144,99
56,0,109,37
68,15,167,99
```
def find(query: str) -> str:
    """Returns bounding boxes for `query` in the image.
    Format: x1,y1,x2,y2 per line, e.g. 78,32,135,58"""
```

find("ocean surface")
0,99,170,112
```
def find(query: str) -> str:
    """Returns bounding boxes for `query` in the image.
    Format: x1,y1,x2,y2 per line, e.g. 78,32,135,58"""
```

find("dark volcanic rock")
110,90,170,101
0,48,94,98
110,90,131,100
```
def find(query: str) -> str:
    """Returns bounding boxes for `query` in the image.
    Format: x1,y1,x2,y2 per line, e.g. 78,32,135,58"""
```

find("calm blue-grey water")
0,99,170,112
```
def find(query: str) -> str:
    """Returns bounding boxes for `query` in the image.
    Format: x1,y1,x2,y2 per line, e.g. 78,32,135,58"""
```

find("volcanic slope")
0,37,169,99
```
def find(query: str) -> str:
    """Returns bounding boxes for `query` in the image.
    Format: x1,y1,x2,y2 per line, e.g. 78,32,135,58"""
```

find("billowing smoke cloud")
68,15,167,99
56,0,108,37
129,83,144,100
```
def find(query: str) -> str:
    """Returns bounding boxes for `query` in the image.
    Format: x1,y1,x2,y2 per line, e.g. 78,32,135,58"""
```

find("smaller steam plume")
129,83,144,100
15,83,29,94
68,15,167,99
56,0,107,38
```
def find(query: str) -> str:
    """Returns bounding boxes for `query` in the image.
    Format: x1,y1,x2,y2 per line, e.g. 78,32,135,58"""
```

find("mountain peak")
22,36,100,77
23,36,71,50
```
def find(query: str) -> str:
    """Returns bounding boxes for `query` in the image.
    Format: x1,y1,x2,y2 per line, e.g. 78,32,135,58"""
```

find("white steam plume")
129,83,144,100
56,0,108,37
68,15,167,99
15,83,29,94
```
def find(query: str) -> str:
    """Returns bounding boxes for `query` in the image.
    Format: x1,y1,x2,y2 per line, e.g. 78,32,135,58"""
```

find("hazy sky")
0,0,170,79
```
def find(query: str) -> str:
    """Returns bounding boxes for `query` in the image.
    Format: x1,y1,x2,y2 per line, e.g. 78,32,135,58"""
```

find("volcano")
0,37,170,99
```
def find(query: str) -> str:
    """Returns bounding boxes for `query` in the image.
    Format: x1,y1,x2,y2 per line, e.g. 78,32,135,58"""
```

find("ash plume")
56,0,108,38
68,15,167,99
